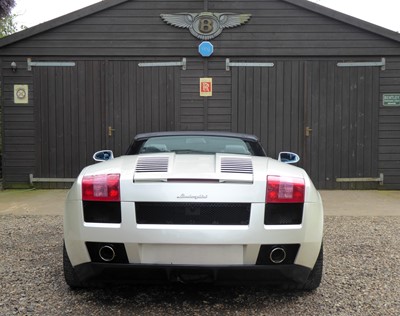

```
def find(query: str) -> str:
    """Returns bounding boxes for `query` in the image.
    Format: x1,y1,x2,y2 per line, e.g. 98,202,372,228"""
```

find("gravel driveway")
0,214,399,315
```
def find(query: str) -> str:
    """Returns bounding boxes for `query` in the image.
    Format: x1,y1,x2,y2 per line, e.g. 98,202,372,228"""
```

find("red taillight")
266,176,305,203
82,174,120,201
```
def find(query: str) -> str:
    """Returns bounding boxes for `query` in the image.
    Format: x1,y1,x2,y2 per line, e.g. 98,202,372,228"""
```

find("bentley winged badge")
160,12,252,40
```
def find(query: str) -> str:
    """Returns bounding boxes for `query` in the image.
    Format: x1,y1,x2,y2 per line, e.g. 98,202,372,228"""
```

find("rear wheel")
280,244,323,291
300,244,323,291
63,242,84,289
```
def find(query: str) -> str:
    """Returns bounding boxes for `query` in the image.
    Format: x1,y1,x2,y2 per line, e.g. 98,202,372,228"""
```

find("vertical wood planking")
34,60,106,179
231,60,304,159
304,61,379,189
106,59,179,154
207,59,232,131
180,58,204,130
379,58,400,189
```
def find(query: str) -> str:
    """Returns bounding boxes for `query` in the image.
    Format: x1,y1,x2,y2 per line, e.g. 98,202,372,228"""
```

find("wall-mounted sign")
14,85,29,104
200,78,212,97
160,12,251,40
383,94,400,106
198,41,214,57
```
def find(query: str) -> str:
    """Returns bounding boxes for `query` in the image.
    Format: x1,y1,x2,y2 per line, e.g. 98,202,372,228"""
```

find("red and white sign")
200,78,213,97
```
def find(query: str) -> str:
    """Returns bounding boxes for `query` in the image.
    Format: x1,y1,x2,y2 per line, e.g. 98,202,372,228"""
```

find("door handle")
305,126,313,137
108,126,115,137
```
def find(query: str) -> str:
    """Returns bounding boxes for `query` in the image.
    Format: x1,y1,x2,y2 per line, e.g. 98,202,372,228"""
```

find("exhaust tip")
269,247,286,264
99,245,116,262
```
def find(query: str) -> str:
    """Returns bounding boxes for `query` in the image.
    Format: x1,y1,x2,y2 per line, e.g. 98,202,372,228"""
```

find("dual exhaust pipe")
269,247,287,264
99,245,116,262
98,244,287,264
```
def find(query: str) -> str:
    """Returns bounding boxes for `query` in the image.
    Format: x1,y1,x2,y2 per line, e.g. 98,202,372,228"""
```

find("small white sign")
14,85,29,104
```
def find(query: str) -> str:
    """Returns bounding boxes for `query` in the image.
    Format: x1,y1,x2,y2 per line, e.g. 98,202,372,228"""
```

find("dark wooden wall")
1,0,400,189
1,0,400,57
379,58,400,189
1,57,35,185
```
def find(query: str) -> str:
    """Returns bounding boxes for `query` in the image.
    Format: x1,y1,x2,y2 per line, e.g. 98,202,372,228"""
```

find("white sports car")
63,131,324,290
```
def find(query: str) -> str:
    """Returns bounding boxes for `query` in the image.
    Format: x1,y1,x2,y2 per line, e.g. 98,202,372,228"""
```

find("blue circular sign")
198,41,214,57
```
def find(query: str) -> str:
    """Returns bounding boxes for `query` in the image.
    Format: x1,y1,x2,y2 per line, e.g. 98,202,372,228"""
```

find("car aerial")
63,131,324,290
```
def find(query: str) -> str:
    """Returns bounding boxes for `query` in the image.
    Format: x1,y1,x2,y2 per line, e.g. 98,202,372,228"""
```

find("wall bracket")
336,173,384,186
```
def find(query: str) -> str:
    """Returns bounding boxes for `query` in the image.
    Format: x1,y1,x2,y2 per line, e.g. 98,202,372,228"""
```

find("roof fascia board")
283,0,400,43
0,0,128,47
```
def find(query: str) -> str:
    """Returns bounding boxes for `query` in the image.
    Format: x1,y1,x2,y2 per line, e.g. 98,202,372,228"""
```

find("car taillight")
82,174,120,201
266,176,305,203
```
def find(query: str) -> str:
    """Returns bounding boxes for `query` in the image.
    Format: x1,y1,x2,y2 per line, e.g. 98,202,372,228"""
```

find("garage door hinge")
138,58,186,70
336,173,384,185
29,174,76,186
27,58,76,71
337,58,385,71
226,58,275,71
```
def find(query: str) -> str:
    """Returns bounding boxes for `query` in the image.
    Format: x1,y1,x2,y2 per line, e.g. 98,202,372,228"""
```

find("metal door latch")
305,126,313,137
108,126,115,137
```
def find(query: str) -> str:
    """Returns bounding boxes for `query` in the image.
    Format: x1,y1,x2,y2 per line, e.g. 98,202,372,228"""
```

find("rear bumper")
65,200,324,269
73,262,312,286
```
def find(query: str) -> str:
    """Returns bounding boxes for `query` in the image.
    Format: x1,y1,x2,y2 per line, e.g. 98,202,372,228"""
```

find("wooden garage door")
231,60,305,161
303,61,380,189
230,60,380,189
34,60,106,181
106,60,180,156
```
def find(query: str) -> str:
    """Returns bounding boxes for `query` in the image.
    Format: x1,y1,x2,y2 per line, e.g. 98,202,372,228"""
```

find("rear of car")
63,132,323,289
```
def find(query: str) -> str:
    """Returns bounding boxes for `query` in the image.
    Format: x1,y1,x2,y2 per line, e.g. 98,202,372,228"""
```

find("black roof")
0,0,400,47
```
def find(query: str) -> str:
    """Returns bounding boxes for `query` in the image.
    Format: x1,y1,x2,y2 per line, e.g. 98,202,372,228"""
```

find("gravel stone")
0,215,399,315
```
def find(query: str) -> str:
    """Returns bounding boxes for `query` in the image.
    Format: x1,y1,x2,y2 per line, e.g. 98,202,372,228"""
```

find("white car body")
64,132,323,289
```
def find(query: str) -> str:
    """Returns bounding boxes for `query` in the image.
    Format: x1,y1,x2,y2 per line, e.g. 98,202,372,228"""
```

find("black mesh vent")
135,202,251,225
83,201,121,223
264,203,303,225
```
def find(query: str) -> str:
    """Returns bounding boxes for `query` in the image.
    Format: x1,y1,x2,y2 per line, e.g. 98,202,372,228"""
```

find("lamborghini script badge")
177,194,208,200
160,12,251,40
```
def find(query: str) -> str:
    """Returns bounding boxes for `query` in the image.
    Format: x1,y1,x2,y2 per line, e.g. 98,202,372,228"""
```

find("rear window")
138,136,253,155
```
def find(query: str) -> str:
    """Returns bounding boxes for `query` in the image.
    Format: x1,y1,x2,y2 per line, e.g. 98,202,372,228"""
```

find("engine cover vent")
136,156,169,173
220,157,253,174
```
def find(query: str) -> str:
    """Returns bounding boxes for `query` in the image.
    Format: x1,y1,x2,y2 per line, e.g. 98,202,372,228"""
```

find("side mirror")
93,150,114,162
278,152,300,164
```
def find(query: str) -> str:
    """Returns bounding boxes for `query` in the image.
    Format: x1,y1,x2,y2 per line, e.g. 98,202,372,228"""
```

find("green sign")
383,94,400,106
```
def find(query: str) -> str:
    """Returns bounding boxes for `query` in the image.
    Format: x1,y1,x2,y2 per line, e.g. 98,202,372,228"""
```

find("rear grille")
264,203,303,225
135,156,169,173
83,201,121,223
220,157,253,174
135,202,251,225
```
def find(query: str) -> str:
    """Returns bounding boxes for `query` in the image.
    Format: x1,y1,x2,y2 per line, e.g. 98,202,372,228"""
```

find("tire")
300,244,323,291
63,242,84,289
280,244,323,291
